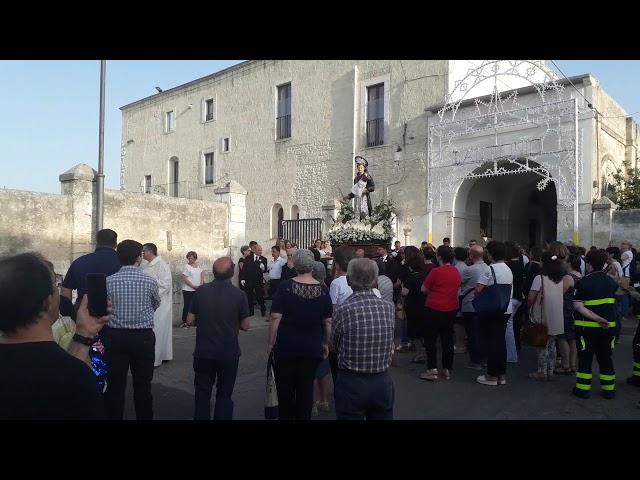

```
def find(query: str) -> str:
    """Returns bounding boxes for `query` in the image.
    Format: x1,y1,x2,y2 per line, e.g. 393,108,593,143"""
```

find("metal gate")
279,218,323,249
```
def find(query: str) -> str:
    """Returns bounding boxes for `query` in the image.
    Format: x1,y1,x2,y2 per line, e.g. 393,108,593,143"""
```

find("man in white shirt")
330,247,356,308
621,241,633,278
460,245,490,370
142,243,173,368
268,245,287,299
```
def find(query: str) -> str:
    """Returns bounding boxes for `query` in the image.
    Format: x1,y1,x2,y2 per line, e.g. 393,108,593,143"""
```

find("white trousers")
505,299,521,363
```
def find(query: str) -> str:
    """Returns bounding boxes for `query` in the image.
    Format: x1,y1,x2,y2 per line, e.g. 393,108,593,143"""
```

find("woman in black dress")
400,246,428,361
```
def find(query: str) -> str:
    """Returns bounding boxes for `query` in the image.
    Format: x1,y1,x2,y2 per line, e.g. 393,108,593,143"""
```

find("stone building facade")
120,60,639,249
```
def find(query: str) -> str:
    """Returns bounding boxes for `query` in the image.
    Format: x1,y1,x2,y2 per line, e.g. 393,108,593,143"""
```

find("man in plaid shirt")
332,258,395,420
103,239,160,420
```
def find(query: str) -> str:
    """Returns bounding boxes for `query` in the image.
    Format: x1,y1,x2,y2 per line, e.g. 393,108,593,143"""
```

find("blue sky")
0,60,637,194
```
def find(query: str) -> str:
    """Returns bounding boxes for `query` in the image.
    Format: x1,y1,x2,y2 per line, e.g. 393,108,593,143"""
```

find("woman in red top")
419,245,462,381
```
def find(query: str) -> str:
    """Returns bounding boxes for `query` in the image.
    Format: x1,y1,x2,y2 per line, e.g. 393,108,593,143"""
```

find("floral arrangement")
329,197,397,244
328,220,387,244
336,202,355,223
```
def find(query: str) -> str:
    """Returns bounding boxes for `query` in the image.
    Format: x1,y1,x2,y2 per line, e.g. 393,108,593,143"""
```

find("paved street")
126,308,640,420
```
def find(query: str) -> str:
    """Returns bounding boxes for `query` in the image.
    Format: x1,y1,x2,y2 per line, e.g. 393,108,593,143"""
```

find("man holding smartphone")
104,240,160,420
0,253,111,420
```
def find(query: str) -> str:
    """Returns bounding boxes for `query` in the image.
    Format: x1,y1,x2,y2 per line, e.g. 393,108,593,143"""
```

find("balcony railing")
141,176,228,201
276,114,291,140
366,118,384,147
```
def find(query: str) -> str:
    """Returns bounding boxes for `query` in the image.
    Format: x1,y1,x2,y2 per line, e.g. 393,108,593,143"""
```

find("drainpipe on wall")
352,65,359,178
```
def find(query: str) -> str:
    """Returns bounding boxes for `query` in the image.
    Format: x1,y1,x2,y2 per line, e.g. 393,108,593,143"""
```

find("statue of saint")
342,156,375,220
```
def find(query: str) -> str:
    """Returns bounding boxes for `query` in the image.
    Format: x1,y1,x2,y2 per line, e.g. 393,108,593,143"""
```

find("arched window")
271,203,284,239
290,204,300,220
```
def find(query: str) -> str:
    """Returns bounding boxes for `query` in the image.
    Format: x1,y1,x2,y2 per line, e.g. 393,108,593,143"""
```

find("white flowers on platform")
328,219,386,244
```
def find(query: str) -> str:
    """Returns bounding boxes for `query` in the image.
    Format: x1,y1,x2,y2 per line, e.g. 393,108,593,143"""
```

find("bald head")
469,245,484,262
213,257,234,280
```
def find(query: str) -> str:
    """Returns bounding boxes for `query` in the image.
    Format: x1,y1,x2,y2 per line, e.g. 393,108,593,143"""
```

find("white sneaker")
476,375,498,386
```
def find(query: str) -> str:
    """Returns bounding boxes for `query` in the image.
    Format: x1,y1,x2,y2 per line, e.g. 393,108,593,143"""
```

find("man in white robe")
142,243,173,367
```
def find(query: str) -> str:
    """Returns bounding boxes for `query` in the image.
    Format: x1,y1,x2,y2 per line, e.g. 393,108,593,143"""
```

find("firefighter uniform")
573,270,619,398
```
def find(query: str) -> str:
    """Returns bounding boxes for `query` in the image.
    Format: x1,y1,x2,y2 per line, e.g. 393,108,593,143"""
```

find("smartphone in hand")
86,273,109,317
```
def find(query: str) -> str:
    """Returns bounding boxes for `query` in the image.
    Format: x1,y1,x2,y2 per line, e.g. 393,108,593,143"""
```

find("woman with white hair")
267,250,333,420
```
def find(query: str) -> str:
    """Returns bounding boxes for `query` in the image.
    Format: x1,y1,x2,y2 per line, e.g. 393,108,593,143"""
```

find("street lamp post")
96,60,106,236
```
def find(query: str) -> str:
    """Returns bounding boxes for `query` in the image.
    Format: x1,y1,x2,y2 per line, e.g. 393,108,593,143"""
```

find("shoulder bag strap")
489,265,497,284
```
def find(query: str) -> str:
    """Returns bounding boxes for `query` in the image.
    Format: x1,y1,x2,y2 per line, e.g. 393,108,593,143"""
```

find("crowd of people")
1,226,639,420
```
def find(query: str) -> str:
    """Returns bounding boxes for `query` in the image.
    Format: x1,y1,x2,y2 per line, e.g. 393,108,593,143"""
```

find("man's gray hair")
347,258,379,290
293,249,316,274
311,261,327,282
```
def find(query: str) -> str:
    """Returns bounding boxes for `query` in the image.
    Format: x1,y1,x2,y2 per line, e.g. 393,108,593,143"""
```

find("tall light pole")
96,60,106,235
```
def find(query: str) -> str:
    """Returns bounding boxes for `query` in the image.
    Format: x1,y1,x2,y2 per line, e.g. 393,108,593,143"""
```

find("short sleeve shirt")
62,247,121,304
190,279,250,359
573,270,619,323
478,262,514,314
329,275,353,306
182,264,203,292
271,279,332,359
423,264,462,312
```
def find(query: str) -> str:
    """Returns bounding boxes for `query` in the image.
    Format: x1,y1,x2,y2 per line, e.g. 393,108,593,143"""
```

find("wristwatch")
72,333,95,346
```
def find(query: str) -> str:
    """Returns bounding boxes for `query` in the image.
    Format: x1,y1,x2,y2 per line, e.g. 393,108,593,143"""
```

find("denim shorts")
316,357,331,379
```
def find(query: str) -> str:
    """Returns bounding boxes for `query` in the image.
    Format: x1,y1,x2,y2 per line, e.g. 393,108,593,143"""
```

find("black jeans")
329,350,339,387
268,279,281,299
463,312,486,365
273,353,320,420
478,313,509,377
245,283,265,316
193,356,239,420
182,290,195,323
103,327,155,420
423,307,456,370
335,369,394,420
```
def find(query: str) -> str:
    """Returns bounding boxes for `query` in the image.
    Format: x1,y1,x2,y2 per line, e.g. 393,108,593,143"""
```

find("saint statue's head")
355,156,368,175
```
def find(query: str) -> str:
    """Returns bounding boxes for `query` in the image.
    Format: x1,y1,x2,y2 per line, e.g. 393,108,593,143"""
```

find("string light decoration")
427,60,585,242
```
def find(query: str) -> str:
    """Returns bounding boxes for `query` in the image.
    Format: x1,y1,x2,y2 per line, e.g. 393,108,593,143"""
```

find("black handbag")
472,265,512,314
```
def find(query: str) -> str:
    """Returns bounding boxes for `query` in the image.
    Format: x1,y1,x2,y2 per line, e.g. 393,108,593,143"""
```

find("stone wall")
0,189,73,275
612,209,640,248
0,164,240,325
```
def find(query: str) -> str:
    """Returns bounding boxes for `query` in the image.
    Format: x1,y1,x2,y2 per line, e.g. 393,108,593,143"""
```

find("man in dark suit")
244,243,268,317
375,246,400,284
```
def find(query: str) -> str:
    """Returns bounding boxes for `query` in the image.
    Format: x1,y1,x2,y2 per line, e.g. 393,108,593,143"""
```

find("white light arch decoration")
427,60,584,245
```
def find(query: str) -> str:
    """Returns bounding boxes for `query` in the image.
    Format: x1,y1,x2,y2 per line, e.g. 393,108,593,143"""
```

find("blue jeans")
335,369,394,420
400,318,409,344
193,356,239,420
463,312,486,365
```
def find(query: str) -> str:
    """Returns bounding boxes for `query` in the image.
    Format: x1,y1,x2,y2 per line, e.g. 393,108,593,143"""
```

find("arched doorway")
271,203,284,239
290,204,300,220
453,160,557,248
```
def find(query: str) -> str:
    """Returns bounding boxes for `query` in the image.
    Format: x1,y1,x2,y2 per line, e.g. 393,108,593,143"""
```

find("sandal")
528,372,550,381
553,367,574,375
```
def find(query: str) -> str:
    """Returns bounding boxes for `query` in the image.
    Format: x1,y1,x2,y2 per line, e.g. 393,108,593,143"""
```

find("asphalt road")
125,307,640,420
